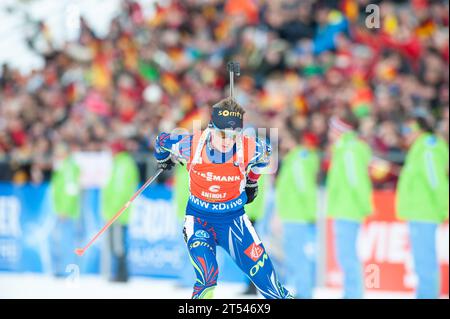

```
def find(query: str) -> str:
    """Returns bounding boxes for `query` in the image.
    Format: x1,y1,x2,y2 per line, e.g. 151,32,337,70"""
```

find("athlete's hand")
154,133,171,156
157,155,175,171
154,132,187,170
245,180,258,204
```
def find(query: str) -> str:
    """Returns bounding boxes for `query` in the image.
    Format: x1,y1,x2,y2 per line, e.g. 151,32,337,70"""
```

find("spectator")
326,111,373,299
101,140,139,282
396,113,449,299
49,143,82,277
0,0,447,190
276,132,320,298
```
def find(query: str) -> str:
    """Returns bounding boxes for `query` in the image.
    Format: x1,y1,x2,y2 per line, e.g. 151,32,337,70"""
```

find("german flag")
341,0,359,22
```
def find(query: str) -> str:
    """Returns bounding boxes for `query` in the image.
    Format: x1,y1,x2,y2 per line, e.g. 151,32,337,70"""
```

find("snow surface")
0,273,418,299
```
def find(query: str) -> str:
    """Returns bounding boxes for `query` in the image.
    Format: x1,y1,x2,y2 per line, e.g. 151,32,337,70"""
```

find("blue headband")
211,107,243,130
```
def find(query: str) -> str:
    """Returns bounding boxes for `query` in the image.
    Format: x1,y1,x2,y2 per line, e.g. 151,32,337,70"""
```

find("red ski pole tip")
74,248,85,256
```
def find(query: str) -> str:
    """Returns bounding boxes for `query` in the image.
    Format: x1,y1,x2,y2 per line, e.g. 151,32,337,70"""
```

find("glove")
154,133,171,159
157,155,175,171
154,133,174,170
245,180,258,204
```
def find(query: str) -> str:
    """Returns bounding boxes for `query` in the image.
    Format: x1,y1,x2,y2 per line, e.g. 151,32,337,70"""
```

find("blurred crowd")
0,0,448,188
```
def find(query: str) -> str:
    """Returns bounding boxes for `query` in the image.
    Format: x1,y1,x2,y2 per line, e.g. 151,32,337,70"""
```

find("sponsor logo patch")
191,169,242,182
189,240,215,253
244,242,264,262
218,110,243,119
208,185,220,193
250,253,269,277
195,230,210,239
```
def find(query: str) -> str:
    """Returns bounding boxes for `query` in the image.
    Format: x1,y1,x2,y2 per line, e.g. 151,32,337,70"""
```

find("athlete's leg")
218,214,293,299
183,215,219,299
177,221,196,288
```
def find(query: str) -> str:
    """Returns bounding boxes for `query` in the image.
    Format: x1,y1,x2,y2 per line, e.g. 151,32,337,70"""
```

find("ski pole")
74,168,164,256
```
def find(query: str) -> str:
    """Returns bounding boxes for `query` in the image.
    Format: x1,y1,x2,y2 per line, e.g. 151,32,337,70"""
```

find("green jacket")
174,164,190,220
50,157,81,219
396,134,449,223
101,152,139,225
245,173,269,222
326,132,373,221
276,146,319,222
